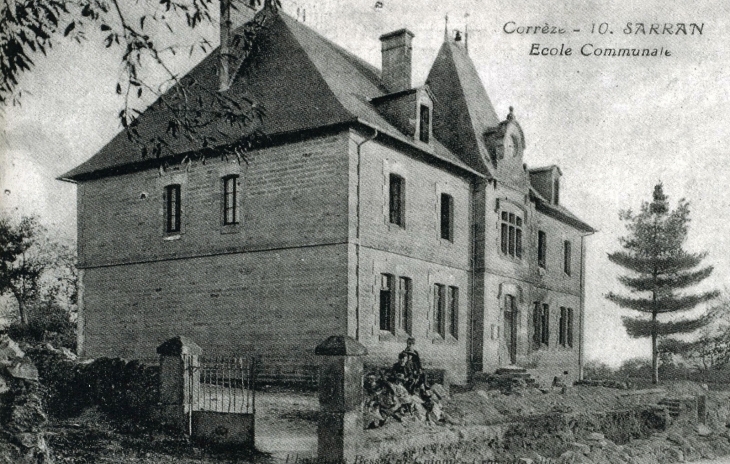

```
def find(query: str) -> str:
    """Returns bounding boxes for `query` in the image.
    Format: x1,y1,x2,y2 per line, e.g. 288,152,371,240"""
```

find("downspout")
76,269,85,357
468,179,478,378
354,128,378,340
578,234,586,380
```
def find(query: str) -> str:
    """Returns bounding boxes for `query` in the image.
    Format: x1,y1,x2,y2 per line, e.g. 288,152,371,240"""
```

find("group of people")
363,338,453,428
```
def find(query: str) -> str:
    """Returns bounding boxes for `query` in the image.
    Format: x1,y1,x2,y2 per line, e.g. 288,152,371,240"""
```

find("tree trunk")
11,289,29,325
17,299,28,325
651,312,659,384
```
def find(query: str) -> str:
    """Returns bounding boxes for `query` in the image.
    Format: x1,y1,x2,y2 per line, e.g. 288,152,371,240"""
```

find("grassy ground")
46,409,273,464
45,390,320,464
41,380,730,463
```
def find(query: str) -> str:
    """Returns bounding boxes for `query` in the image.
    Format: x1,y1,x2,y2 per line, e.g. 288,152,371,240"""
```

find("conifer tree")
606,183,718,384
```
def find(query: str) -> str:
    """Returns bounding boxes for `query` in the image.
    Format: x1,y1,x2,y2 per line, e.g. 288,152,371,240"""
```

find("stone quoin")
60,2,594,385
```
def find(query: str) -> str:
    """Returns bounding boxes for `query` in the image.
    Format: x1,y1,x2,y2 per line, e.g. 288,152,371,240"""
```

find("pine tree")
606,183,718,384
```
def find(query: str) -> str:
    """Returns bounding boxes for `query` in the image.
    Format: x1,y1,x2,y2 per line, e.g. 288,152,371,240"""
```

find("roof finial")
444,15,449,41
464,13,470,53
507,106,515,120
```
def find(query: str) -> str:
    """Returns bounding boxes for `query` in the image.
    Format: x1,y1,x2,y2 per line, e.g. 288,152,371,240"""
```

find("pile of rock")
478,366,539,394
575,379,631,390
0,335,54,464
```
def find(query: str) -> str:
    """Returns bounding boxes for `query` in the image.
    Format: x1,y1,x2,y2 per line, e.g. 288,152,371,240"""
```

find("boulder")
60,347,77,361
667,433,688,446
0,336,24,364
696,424,713,437
7,359,38,382
569,442,592,455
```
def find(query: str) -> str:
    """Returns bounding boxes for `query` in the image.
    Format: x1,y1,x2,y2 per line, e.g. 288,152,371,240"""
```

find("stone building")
61,5,593,385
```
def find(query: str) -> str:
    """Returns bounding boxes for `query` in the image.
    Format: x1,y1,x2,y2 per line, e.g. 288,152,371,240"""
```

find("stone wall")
351,131,473,384
25,346,159,426
476,182,586,384
77,133,351,364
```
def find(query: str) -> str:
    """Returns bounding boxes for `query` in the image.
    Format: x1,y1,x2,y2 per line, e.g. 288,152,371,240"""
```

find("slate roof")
529,187,595,234
426,40,501,176
60,7,592,234
61,9,477,181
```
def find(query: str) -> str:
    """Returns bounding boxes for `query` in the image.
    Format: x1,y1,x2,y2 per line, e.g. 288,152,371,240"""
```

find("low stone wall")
364,404,674,463
25,346,159,427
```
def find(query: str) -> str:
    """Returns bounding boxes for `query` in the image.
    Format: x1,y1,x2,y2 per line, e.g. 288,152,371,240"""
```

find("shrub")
583,360,616,380
5,299,76,351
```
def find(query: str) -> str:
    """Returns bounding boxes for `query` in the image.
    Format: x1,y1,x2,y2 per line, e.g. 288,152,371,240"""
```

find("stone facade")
65,9,593,385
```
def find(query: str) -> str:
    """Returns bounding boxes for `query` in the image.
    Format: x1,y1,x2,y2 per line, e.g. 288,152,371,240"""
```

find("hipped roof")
61,10,476,181
60,8,592,234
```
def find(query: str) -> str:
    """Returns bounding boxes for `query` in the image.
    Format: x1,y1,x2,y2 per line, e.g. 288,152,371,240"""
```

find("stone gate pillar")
315,335,367,463
157,336,201,434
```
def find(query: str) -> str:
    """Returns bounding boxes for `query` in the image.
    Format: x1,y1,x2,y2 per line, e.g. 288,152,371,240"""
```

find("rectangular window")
553,178,560,205
440,193,454,241
398,277,412,335
389,174,405,227
533,302,542,350
434,284,446,337
500,211,523,259
419,104,430,143
567,308,574,348
538,230,547,268
379,274,395,331
223,175,238,225
501,213,508,254
559,307,567,347
564,240,572,276
448,286,459,338
541,304,550,345
165,184,181,233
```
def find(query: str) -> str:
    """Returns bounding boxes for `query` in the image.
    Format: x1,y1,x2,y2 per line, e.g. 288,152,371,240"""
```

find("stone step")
495,366,527,375
495,372,533,379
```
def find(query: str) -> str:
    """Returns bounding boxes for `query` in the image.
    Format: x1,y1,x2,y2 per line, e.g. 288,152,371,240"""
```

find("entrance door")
504,295,518,364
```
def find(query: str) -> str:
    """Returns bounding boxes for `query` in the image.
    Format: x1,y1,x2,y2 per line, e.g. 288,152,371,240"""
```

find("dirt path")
254,391,318,462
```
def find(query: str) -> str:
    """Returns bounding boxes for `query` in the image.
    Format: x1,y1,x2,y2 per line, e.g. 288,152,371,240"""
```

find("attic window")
419,104,430,143
165,184,181,233
553,177,560,204
223,175,239,226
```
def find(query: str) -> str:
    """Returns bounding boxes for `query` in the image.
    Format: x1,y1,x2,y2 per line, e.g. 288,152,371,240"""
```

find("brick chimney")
220,0,232,91
379,29,414,93
219,0,257,91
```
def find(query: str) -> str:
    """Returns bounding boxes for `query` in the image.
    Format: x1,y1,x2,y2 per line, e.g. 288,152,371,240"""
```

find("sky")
1,0,729,366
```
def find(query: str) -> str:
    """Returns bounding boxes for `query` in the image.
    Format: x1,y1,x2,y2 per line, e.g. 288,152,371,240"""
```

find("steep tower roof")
426,40,501,176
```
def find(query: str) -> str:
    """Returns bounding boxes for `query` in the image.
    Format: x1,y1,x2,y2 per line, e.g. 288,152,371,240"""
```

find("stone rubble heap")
0,335,54,464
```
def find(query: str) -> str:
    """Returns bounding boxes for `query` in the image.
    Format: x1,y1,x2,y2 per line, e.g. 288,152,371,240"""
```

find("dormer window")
419,104,430,143
553,177,560,204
